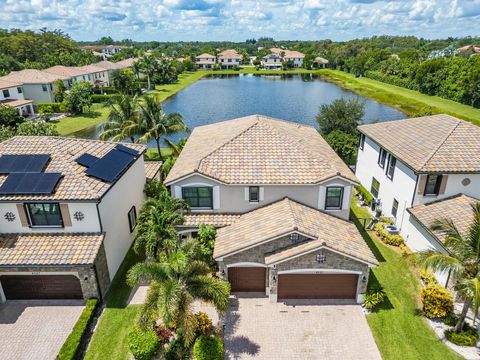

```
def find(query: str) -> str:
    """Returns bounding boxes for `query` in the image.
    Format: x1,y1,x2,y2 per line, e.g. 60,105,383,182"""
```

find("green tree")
0,104,24,127
52,79,66,102
182,58,196,72
100,94,139,143
161,138,187,178
127,240,231,345
110,69,137,95
197,224,216,267
139,55,157,89
0,125,15,142
15,121,59,136
324,130,358,165
64,81,93,114
316,97,365,136
416,202,480,332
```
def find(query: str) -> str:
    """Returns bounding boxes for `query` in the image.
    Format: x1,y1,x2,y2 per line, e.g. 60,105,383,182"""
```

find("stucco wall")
22,83,55,103
0,85,24,101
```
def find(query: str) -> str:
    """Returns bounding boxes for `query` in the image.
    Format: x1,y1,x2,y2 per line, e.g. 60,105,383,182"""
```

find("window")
325,187,344,210
17,87,22,94
128,206,137,233
424,174,443,196
26,203,63,227
392,199,399,218
371,177,380,198
249,186,259,202
386,155,396,180
49,84,53,90
42,84,47,92
182,187,213,209
2,89,10,98
378,148,387,168
359,134,365,150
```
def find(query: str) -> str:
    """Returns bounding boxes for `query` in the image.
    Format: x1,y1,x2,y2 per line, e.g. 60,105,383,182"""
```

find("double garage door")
228,267,358,299
0,275,83,300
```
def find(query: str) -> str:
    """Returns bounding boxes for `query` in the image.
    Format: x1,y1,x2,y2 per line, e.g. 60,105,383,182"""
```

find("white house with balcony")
0,80,34,116
195,53,216,69
217,49,242,69
0,136,155,302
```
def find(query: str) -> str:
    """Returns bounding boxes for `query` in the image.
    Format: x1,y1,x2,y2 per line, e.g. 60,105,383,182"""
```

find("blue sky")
0,0,479,41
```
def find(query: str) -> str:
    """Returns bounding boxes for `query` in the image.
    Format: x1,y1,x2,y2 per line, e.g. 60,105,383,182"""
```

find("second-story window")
26,203,63,227
42,84,48,92
378,148,387,168
386,155,396,180
359,134,365,150
2,89,10,98
182,187,213,209
371,177,380,198
325,187,344,210
392,199,399,218
17,87,22,94
424,174,442,196
249,186,259,202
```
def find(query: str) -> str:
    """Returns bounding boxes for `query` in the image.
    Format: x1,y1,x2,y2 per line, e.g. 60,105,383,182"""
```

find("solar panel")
0,154,50,174
85,149,135,182
116,144,139,156
75,153,99,168
0,172,62,195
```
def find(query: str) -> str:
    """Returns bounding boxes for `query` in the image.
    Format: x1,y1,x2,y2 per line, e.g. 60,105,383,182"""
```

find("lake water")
73,74,406,146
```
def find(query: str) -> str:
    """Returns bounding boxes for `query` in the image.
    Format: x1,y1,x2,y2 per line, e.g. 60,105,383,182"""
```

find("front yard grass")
351,202,461,360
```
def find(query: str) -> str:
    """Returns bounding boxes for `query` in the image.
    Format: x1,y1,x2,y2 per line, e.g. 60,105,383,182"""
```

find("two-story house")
166,115,377,303
356,114,480,284
261,54,282,70
0,136,151,302
217,50,242,69
44,65,110,87
0,80,34,116
270,48,305,68
195,53,216,69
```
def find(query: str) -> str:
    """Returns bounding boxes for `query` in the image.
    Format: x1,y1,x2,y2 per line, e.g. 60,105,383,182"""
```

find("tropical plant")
363,286,386,310
162,138,187,178
100,94,139,143
16,121,59,136
445,322,478,346
197,225,216,267
316,97,365,136
127,326,160,360
421,286,453,319
139,55,158,89
110,69,137,95
127,240,231,346
53,79,66,102
64,81,93,114
0,104,24,127
416,202,480,332
193,335,223,360
324,129,358,165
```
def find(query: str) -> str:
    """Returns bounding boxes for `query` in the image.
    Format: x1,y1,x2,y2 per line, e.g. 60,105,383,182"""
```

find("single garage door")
228,267,266,292
0,275,83,300
278,273,358,299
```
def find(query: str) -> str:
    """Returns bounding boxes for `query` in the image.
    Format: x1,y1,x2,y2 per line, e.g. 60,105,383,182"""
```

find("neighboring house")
270,48,305,68
217,49,242,69
0,136,151,302
195,53,216,69
44,65,110,87
261,54,282,70
166,115,377,303
115,58,139,69
0,80,34,116
80,45,129,56
313,57,329,69
355,114,480,283
0,70,68,104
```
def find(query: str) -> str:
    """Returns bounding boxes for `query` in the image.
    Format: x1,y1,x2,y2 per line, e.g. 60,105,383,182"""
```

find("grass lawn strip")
351,202,461,360
55,103,109,136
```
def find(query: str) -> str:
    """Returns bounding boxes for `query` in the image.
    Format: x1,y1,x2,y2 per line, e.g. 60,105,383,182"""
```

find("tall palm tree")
132,61,142,80
140,55,157,90
130,95,187,181
100,94,139,143
127,240,231,346
417,202,480,332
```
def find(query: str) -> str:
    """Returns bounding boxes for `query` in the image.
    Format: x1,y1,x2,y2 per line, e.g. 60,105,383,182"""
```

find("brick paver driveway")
224,296,381,360
0,300,84,360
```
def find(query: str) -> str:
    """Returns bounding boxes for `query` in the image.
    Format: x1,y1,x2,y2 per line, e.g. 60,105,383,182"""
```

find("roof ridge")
284,198,299,231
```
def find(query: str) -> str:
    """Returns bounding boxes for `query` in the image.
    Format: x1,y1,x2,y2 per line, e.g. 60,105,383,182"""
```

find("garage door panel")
228,267,266,292
278,273,358,299
0,275,83,300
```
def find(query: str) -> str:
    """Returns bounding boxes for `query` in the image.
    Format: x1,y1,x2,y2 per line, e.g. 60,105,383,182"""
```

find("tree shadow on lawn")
350,209,386,262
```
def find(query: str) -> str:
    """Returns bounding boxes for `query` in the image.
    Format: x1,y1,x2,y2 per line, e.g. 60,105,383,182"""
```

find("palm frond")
187,275,231,312
416,250,464,276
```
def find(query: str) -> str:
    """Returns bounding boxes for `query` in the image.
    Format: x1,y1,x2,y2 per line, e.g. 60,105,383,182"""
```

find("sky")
0,0,479,42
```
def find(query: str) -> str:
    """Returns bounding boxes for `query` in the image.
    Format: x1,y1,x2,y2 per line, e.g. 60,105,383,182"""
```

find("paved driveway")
224,295,381,360
0,300,84,360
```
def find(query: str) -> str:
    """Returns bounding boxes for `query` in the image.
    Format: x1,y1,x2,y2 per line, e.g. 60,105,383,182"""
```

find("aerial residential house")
0,80,34,116
355,115,480,284
313,57,329,69
261,53,283,70
0,69,68,104
217,49,242,69
195,53,216,69
0,136,152,302
115,58,139,69
80,45,130,58
270,48,305,68
166,115,377,303
44,65,110,87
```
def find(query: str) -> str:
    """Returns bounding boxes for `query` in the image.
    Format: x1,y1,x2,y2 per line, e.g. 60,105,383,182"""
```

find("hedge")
92,86,117,94
355,184,373,206
37,102,67,114
57,298,98,360
127,326,160,360
91,94,115,103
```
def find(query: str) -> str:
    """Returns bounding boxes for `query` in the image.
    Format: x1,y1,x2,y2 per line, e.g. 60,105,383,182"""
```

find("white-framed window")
378,148,387,168
391,199,399,218
249,186,259,202
386,155,396,180
325,187,344,210
182,186,213,209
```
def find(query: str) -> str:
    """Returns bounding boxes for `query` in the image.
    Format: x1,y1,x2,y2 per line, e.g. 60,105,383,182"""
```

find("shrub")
193,335,223,360
144,179,166,199
420,269,438,287
164,336,189,360
445,323,478,346
37,102,67,114
421,286,453,319
195,312,213,336
374,223,405,246
93,86,117,94
154,325,174,344
442,314,459,327
355,185,373,206
363,286,386,310
57,298,98,360
127,326,160,360
91,94,114,103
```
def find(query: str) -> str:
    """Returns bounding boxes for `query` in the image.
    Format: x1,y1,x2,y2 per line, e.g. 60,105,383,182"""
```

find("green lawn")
84,246,144,360
148,71,208,101
55,103,110,136
350,202,461,360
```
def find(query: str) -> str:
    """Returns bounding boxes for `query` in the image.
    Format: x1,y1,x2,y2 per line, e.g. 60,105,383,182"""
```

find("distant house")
261,53,282,70
457,45,480,57
44,65,109,87
0,80,34,116
270,48,305,68
313,57,329,69
80,45,129,56
195,53,216,69
217,49,242,69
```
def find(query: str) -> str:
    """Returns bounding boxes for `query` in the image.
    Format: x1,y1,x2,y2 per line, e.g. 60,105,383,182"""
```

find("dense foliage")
421,286,454,319
0,121,59,142
0,105,24,127
445,323,479,346
127,326,160,360
193,335,223,360
64,81,93,114
374,223,405,247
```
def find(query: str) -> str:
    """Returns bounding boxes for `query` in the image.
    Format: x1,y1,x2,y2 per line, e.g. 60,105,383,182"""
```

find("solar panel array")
75,153,99,168
0,154,50,174
0,173,62,195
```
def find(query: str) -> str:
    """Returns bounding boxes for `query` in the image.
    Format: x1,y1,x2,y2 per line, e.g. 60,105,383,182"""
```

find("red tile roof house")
195,53,216,69
167,115,378,303
217,49,242,69
0,137,156,302
270,48,305,68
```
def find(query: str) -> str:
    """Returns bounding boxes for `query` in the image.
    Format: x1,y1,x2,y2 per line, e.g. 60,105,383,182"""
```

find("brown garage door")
0,275,83,300
228,267,266,292
278,273,358,299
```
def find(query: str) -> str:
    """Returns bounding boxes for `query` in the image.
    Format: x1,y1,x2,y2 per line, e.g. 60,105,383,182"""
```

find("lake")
73,74,406,146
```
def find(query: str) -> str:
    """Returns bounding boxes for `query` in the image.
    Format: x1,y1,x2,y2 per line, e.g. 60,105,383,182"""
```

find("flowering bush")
421,286,453,319
374,223,404,246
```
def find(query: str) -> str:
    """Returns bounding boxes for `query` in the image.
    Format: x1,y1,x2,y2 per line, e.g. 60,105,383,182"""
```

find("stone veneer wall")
94,242,111,299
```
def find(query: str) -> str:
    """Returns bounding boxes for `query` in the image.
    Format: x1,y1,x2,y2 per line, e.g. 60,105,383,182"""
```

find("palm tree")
140,55,157,90
127,240,231,346
132,61,142,80
100,94,139,143
417,202,480,332
130,95,187,180
162,138,187,178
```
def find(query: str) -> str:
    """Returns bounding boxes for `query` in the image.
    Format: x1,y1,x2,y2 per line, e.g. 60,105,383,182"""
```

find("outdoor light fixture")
316,253,326,263
273,264,276,269
272,275,277,283
362,275,367,283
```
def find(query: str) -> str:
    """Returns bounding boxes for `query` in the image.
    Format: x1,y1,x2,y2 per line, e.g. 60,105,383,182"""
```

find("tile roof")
44,65,87,78
0,69,67,84
213,198,377,265
144,161,162,181
165,115,357,185
265,239,334,265
270,48,305,58
196,53,215,59
0,136,146,201
358,114,480,173
77,64,106,74
0,233,104,266
94,61,124,70
0,99,33,108
180,213,241,228
115,58,138,68
408,194,479,243
0,79,22,90
218,50,242,59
